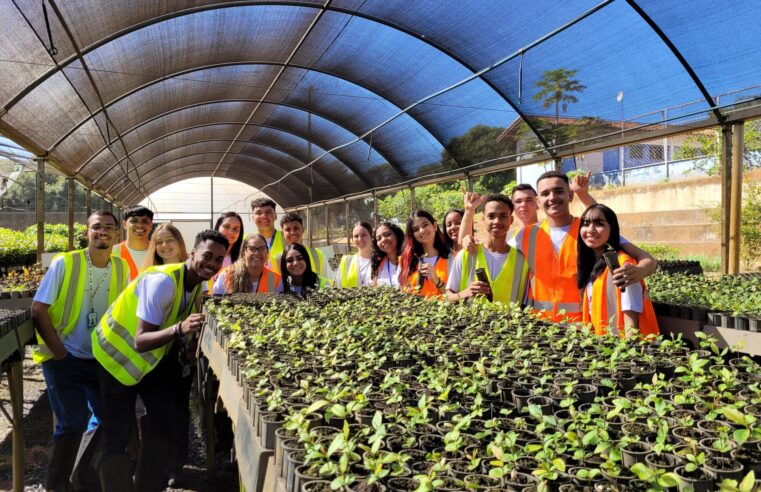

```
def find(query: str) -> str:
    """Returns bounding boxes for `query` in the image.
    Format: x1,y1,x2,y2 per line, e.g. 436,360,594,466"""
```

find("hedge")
0,223,87,268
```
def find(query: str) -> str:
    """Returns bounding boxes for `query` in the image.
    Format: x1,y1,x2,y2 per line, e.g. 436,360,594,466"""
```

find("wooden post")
35,157,45,264
409,187,416,213
325,203,331,246
67,177,75,251
466,174,474,193
8,356,25,492
86,188,92,217
720,125,733,275
307,207,313,247
729,122,744,274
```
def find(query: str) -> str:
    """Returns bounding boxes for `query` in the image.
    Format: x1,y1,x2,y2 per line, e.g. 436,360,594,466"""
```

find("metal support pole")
729,122,744,274
325,203,331,246
409,187,416,213
720,125,733,275
67,177,75,251
345,200,351,252
307,207,313,247
86,188,92,217
466,174,475,193
35,157,45,264
372,192,378,229
8,356,24,492
210,177,214,229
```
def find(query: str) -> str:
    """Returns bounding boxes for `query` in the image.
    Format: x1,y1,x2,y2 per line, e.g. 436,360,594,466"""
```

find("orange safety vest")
117,242,139,280
221,266,281,293
405,256,452,299
582,253,659,339
520,218,582,322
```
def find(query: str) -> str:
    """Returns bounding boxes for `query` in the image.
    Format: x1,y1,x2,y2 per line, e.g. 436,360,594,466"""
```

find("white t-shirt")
447,247,508,293
585,276,644,314
34,256,111,359
514,222,628,253
135,273,194,326
375,258,400,288
335,255,372,288
113,244,148,271
212,269,283,295
221,255,233,269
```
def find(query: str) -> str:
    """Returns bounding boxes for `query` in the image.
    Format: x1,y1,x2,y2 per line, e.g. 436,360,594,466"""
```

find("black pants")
169,369,194,473
97,355,179,491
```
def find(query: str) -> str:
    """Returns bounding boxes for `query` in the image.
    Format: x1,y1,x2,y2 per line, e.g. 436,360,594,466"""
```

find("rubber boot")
97,454,134,492
45,433,81,491
133,434,171,492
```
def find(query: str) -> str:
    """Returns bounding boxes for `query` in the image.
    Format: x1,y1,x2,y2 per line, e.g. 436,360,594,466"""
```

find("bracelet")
173,323,182,338
435,279,445,289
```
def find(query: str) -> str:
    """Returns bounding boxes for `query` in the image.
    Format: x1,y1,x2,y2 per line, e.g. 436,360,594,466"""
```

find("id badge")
182,364,191,378
88,311,97,328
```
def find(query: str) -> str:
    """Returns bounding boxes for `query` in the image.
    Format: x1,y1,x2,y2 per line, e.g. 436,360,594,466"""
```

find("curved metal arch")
79,100,384,187
108,149,322,199
91,121,348,191
58,61,445,179
624,0,724,123
121,167,300,207
75,97,401,181
95,131,348,190
112,153,310,202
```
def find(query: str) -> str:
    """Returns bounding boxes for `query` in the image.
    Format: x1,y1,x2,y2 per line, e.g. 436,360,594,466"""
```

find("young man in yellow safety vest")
270,212,329,278
31,211,129,491
92,230,228,492
112,205,153,280
447,194,529,305
250,197,286,269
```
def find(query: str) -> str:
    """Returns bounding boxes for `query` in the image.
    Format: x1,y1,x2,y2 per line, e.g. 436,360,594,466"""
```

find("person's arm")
458,192,485,255
31,301,68,360
618,243,657,287
622,311,640,333
134,313,205,353
447,281,489,303
570,171,597,208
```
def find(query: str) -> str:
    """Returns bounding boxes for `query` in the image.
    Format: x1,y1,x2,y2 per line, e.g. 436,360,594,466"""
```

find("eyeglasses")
246,246,268,254
285,255,305,264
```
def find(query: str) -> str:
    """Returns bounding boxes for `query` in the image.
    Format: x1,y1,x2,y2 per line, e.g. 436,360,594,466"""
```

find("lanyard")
267,231,276,249
85,251,110,328
386,258,399,287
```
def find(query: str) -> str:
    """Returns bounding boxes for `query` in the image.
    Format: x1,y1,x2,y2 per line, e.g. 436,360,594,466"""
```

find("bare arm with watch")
418,259,446,292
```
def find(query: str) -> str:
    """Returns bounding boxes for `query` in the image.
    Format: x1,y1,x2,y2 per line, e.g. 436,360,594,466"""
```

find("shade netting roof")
1,0,760,208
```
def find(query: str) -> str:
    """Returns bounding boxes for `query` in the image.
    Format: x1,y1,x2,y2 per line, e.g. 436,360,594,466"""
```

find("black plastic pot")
704,455,744,481
260,412,285,449
719,312,735,328
572,384,597,404
386,478,419,492
463,473,502,490
301,480,333,492
511,388,532,412
620,441,651,468
735,316,749,331
501,470,537,490
527,395,554,416
732,444,761,475
749,317,761,333
644,452,682,471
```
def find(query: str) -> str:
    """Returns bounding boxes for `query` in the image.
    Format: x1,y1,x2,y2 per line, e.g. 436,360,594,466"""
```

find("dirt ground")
0,348,239,491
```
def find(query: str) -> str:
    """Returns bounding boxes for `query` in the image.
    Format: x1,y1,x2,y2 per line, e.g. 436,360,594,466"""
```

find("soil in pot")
502,470,537,490
572,384,597,404
463,473,502,490
348,479,386,492
386,478,419,492
295,463,328,492
704,455,744,481
674,465,713,492
644,452,682,471
302,480,333,492
527,396,554,416
620,441,651,468
732,444,761,475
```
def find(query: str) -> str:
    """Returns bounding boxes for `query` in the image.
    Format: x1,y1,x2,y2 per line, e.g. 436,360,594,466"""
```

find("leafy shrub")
648,271,761,316
0,223,87,268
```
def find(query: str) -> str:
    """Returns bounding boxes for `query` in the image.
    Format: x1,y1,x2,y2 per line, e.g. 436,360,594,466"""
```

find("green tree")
533,68,587,128
674,120,761,175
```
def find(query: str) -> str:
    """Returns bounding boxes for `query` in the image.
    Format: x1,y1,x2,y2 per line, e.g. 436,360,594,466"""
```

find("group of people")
30,170,659,491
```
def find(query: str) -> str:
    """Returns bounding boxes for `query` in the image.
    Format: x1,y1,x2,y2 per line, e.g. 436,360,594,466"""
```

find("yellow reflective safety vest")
33,250,129,364
264,230,286,269
92,263,202,386
337,254,370,287
457,244,529,304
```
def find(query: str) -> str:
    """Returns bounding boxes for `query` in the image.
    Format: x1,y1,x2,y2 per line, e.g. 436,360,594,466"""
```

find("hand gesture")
461,235,479,255
463,192,486,212
418,261,438,282
570,171,592,196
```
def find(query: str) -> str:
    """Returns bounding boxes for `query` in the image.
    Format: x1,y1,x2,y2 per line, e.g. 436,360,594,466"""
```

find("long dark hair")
577,204,623,289
371,222,405,279
400,210,451,287
214,212,244,262
280,243,319,294
441,209,465,250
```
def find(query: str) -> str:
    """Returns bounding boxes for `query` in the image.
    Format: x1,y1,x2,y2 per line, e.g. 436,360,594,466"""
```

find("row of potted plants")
0,265,45,299
0,307,31,341
205,289,760,491
0,222,86,269
648,272,761,330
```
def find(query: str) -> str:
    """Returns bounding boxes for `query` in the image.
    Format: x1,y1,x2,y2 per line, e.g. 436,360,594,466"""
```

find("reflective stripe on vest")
257,268,281,293
458,245,529,304
306,246,324,277
118,242,139,280
34,251,129,364
265,230,286,270
520,218,582,322
338,254,360,288
582,253,660,339
407,256,451,299
92,263,201,385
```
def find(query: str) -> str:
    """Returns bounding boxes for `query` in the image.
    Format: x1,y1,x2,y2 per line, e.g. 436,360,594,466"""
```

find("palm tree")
533,68,586,127
532,68,586,170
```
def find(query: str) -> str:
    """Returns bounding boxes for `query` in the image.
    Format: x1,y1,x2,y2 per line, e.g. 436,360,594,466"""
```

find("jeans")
97,355,179,464
41,354,101,437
